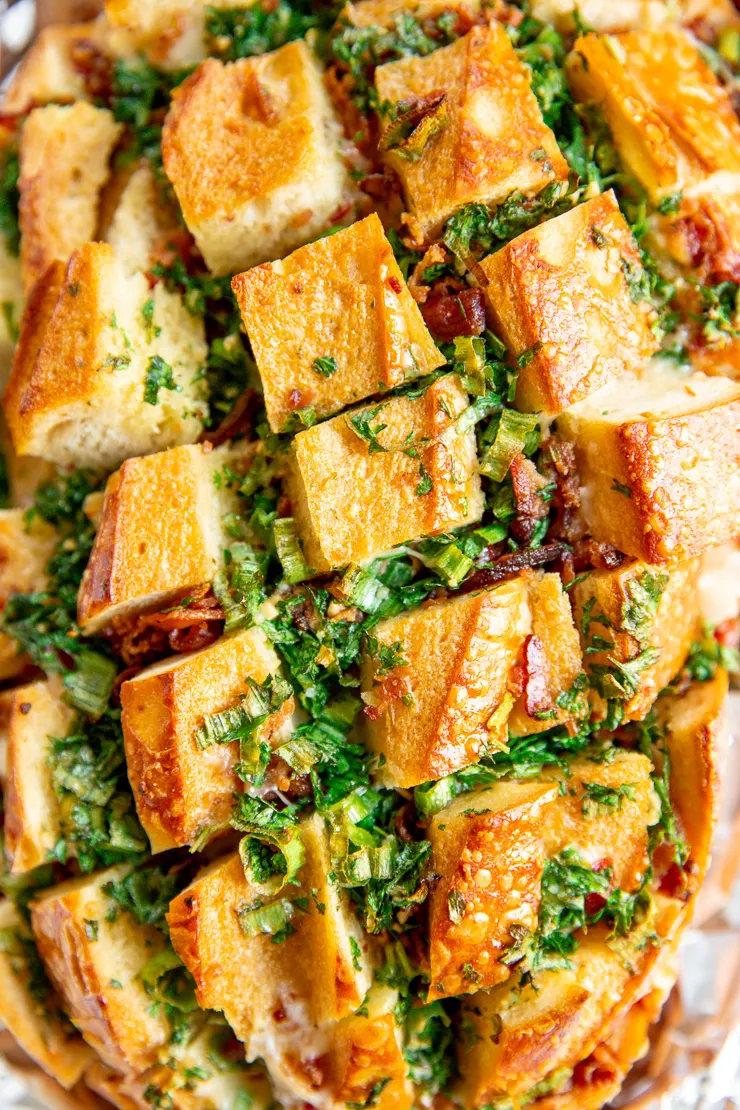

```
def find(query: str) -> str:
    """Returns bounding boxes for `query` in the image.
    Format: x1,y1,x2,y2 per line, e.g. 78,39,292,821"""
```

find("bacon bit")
105,586,225,665
387,275,402,294
200,388,258,447
511,454,551,519
420,287,487,340
358,168,403,202
584,892,608,917
395,801,419,844
148,227,201,279
324,66,376,156
570,538,627,573
408,242,448,304
461,543,570,594
521,634,552,716
288,388,306,410
714,616,740,650
70,39,113,101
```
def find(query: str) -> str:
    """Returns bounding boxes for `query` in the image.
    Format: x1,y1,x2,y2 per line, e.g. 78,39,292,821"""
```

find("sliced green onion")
334,840,396,885
213,542,267,633
424,543,472,589
195,674,291,751
62,650,117,718
480,409,540,483
273,518,311,584
453,335,486,394
232,796,304,892
474,523,508,545
335,564,390,613
414,775,461,817
236,897,299,938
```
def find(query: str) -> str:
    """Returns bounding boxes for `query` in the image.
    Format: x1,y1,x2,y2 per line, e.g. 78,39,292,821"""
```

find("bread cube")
557,367,740,563
30,864,173,1074
480,192,659,414
162,43,349,276
104,164,182,278
78,440,253,633
571,558,699,720
567,27,740,206
0,899,94,1089
4,679,76,875
121,628,293,853
0,508,56,681
329,993,412,1110
87,1026,277,1110
362,572,582,788
427,751,656,1000
287,374,483,571
231,213,444,432
427,781,556,1000
167,815,372,1074
4,242,208,470
1,23,102,114
18,103,122,292
457,927,654,1105
374,23,568,236
658,669,727,882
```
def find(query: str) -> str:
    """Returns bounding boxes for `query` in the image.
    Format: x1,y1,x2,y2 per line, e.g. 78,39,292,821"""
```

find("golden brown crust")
557,369,740,563
120,628,293,853
232,213,444,432
363,572,582,787
567,27,740,204
19,103,122,292
162,44,348,274
78,441,250,632
427,752,655,1002
3,242,208,470
480,192,659,414
0,22,102,114
0,900,94,1091
288,374,483,571
375,23,568,235
168,819,372,1063
659,668,728,883
30,866,172,1075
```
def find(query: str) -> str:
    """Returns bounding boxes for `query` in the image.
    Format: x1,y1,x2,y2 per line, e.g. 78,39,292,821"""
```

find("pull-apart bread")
0,2,738,1110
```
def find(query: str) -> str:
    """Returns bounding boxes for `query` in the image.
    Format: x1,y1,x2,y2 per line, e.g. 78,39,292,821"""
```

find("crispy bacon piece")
509,454,551,546
70,38,113,101
200,388,258,447
105,586,225,666
460,542,569,594
420,287,486,339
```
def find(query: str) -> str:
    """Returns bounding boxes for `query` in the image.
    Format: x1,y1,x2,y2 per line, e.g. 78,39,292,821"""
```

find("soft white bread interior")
3,242,208,470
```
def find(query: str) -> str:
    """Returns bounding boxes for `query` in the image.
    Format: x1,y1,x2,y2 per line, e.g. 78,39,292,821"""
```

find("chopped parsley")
143,355,181,405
